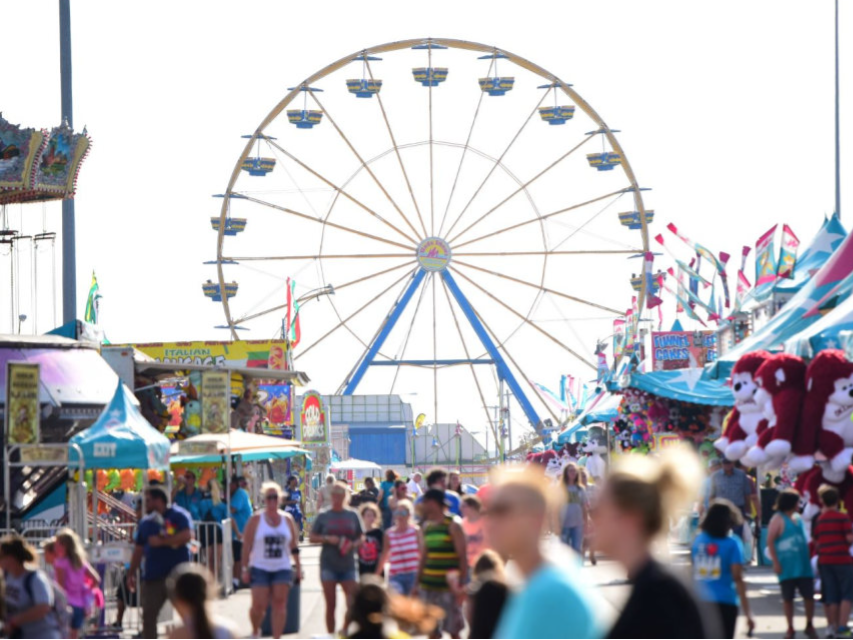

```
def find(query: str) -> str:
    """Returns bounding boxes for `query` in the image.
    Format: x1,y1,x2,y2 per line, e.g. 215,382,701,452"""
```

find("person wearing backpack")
0,533,63,639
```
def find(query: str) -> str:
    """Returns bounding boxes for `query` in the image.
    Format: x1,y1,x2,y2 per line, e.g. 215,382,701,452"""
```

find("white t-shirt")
407,479,423,498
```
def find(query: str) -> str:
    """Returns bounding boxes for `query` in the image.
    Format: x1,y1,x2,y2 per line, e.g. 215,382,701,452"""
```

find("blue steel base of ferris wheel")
341,268,543,431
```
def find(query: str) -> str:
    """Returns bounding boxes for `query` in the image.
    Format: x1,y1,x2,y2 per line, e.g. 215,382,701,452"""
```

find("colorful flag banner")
676,259,713,288
755,225,779,294
84,272,102,325
667,223,731,306
777,224,800,279
740,246,752,273
286,278,302,347
643,252,663,308
662,270,707,326
718,251,732,309
531,381,571,413
613,318,626,360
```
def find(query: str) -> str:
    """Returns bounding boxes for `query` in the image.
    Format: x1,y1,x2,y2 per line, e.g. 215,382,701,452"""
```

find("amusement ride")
207,38,653,442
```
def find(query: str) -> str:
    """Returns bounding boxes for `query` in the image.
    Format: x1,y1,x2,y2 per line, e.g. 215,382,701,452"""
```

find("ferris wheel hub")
416,237,452,272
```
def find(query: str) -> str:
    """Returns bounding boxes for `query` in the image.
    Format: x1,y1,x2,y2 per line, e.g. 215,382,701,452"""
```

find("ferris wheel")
210,38,652,437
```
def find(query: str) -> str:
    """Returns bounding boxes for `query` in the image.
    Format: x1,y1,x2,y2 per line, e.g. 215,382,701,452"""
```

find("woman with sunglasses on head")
240,482,300,639
377,499,422,596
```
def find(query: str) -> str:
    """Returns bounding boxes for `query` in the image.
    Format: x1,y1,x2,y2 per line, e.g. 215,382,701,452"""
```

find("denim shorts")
70,605,86,630
250,567,294,587
820,564,853,605
321,568,357,583
389,572,417,596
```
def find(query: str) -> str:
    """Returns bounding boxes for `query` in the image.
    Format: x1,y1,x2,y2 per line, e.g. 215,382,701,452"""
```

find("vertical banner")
5,363,41,460
754,225,779,293
200,371,229,434
299,391,329,445
777,224,800,279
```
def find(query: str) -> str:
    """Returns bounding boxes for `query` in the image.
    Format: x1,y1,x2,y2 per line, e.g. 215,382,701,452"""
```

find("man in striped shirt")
815,485,853,637
416,489,467,639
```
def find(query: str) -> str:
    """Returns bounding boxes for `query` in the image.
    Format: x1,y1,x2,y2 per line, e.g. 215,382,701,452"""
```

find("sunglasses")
265,494,279,502
394,510,410,517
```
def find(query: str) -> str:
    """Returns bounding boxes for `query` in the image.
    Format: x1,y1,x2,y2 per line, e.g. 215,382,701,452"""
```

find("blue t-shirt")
285,488,303,517
495,563,599,639
379,480,395,510
174,488,204,522
691,531,744,606
230,487,252,534
135,507,192,580
199,499,229,523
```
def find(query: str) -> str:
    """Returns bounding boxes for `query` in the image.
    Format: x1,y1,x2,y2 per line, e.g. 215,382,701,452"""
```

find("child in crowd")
358,503,384,578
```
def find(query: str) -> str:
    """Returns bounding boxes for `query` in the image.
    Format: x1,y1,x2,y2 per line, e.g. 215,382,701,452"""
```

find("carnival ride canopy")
170,429,310,466
0,116,90,205
628,368,734,406
556,392,622,444
785,290,853,357
711,229,853,379
330,458,382,472
0,334,117,408
736,214,846,313
69,379,171,470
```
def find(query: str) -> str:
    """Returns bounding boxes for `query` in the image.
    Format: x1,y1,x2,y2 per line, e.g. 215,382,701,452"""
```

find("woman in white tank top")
240,481,301,639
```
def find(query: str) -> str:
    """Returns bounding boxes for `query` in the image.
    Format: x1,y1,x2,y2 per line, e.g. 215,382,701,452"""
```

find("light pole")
835,0,842,219
58,0,77,324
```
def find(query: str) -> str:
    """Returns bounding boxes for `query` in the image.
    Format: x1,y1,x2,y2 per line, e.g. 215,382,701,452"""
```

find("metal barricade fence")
194,520,234,596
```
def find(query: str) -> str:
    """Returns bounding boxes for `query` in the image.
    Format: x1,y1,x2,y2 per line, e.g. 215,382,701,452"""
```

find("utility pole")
835,0,842,219
59,0,77,323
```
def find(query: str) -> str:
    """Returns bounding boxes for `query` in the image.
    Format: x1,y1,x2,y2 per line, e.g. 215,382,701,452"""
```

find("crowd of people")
10,449,853,638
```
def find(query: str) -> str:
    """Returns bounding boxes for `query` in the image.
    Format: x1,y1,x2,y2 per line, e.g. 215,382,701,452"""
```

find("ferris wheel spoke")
295,266,417,361
450,266,597,371
225,254,412,261
453,249,641,257
261,136,418,245
362,57,429,238
458,285,563,425
307,91,423,241
241,194,412,251
453,188,626,250
389,266,432,393
448,132,595,245
436,57,494,238
439,277,499,447
452,259,622,315
431,272,438,424
443,90,551,241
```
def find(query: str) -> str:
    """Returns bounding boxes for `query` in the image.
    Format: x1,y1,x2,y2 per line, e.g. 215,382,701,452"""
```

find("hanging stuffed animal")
715,351,771,461
788,349,853,475
582,428,608,480
743,354,807,469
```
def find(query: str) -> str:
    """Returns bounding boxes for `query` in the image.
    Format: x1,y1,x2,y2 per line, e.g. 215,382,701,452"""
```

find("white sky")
2,0,850,443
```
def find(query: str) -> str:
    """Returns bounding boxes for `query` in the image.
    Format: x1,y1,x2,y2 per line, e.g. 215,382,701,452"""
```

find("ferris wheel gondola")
209,38,653,439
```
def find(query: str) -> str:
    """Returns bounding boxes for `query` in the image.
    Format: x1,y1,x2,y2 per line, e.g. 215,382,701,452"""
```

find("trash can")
261,581,301,636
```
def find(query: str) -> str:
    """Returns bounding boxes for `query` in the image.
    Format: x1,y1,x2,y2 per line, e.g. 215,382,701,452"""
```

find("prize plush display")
742,354,807,469
714,351,771,461
789,349,853,475
582,428,608,480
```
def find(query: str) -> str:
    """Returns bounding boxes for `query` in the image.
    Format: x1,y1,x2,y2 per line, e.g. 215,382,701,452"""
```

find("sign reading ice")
417,237,452,272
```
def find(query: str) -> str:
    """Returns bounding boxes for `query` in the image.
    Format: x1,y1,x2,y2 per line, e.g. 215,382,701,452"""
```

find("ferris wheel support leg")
441,270,543,431
342,268,427,395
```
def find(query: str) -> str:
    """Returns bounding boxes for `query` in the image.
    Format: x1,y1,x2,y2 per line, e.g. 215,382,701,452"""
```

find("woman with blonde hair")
593,448,719,638
54,528,100,639
200,478,237,578
241,481,301,638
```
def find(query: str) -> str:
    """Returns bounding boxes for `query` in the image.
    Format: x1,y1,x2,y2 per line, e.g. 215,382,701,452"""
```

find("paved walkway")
154,543,827,638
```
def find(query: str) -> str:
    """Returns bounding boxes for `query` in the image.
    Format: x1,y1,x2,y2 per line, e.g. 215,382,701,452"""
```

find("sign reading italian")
5,362,40,459
651,331,717,371
200,371,229,434
126,340,291,370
